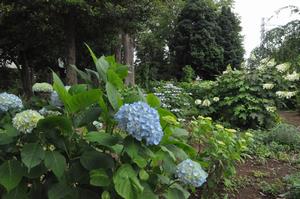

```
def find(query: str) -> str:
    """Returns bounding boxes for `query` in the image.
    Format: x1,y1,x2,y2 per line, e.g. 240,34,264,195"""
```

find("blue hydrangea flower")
50,91,63,107
0,92,23,112
114,101,163,145
50,86,71,107
176,159,208,187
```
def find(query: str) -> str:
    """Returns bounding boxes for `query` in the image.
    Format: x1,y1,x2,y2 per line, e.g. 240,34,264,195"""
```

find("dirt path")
279,111,300,128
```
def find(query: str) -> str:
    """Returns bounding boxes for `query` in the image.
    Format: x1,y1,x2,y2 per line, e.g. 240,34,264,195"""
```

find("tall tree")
217,6,244,69
171,0,224,79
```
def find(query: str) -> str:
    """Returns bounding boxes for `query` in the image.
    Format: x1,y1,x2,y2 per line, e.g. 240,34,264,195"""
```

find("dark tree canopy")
171,0,224,79
217,6,244,69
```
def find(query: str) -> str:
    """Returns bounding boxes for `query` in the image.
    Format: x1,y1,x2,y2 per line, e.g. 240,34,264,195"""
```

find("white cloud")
234,0,300,57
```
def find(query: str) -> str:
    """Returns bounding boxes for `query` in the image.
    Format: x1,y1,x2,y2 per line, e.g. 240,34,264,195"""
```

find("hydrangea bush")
189,116,253,196
151,81,197,121
0,49,210,199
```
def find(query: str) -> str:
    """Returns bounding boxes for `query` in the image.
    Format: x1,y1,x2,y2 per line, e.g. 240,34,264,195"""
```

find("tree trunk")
114,33,122,63
65,13,77,85
20,52,33,97
122,33,135,86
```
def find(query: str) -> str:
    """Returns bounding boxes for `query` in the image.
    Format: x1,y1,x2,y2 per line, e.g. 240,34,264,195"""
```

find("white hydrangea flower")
92,121,103,131
284,71,300,82
266,106,276,113
195,99,202,105
202,99,211,107
276,63,290,73
213,97,219,102
32,83,53,93
13,110,44,133
276,91,297,99
262,83,275,90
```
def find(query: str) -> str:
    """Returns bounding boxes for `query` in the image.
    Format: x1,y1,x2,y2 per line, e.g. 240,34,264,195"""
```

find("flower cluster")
284,71,300,82
276,63,290,73
195,99,202,105
276,91,297,99
114,102,163,145
262,83,274,90
92,121,103,131
13,110,44,133
39,108,61,117
266,106,276,113
176,159,208,187
213,97,220,102
32,83,53,93
0,92,23,112
202,99,211,107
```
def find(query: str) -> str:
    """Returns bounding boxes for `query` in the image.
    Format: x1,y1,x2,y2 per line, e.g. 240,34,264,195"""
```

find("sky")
234,0,300,58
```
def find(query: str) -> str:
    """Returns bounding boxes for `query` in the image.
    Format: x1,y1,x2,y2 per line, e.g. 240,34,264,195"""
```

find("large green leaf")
37,116,73,135
0,160,25,192
80,150,114,170
107,69,123,89
146,94,161,108
89,168,110,187
52,72,71,111
106,82,122,110
73,106,101,128
44,151,66,179
85,131,119,147
21,143,45,170
124,139,148,168
2,183,28,199
115,65,128,79
113,164,144,199
48,183,76,199
68,84,88,95
68,89,102,113
71,65,92,85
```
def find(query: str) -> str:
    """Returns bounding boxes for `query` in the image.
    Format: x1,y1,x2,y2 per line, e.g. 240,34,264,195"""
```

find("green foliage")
189,116,253,195
267,123,300,150
181,65,195,83
0,48,200,198
171,0,244,79
151,81,197,120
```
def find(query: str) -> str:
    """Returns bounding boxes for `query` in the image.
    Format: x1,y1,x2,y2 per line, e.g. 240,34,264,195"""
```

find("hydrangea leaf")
106,82,122,110
146,94,161,108
0,160,25,192
113,164,143,199
48,182,76,199
89,168,110,187
44,151,66,179
37,116,72,135
80,150,114,170
21,143,45,170
84,131,119,147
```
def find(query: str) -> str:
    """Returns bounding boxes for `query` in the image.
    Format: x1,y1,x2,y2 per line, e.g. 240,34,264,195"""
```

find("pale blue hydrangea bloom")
114,102,163,145
0,92,23,112
176,159,208,187
13,110,44,133
50,91,63,107
39,108,61,116
50,86,71,107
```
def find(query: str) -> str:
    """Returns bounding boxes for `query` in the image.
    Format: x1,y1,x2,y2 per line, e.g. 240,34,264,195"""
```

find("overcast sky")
234,0,300,57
